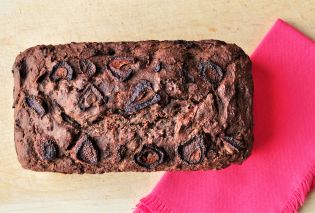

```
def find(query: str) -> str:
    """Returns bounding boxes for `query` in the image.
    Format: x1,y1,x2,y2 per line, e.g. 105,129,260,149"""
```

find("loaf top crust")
13,40,253,173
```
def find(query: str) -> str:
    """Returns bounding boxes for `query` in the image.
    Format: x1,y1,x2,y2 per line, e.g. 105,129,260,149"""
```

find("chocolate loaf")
13,40,253,173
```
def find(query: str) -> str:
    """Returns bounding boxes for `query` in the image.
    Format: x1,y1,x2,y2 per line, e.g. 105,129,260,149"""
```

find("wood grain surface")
0,0,314,212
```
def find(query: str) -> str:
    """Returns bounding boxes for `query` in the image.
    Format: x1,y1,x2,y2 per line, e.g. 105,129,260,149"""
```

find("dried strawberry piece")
24,95,46,117
40,138,58,161
106,57,134,81
178,134,206,164
125,80,161,114
78,85,106,111
74,135,99,164
198,60,224,85
134,144,165,169
50,61,74,81
80,59,96,77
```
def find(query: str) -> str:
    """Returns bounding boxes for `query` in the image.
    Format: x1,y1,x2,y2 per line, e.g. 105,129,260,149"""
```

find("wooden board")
0,0,314,212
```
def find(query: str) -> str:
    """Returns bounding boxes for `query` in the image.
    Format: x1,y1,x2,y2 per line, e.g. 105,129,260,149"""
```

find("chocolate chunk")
74,135,99,164
80,59,96,77
199,60,224,85
106,57,134,81
50,61,74,81
178,134,206,164
24,95,46,117
125,80,161,114
78,84,106,111
134,144,165,169
40,138,58,161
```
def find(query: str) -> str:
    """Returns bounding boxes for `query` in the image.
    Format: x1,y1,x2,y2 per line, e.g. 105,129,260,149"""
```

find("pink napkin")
134,19,315,213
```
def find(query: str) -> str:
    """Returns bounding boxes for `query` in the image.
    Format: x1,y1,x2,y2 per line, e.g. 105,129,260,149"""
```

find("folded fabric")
134,19,315,213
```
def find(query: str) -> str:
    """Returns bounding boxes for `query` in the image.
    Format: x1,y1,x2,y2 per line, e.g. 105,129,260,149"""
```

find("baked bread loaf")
13,40,253,173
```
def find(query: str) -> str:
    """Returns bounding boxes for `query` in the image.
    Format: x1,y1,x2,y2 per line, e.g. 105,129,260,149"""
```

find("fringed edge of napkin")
133,194,173,213
282,163,315,213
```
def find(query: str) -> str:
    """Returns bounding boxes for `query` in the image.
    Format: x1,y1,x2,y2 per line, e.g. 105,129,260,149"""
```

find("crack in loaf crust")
13,40,253,173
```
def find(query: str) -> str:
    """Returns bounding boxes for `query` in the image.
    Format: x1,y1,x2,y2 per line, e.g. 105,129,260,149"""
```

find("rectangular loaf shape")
13,40,253,173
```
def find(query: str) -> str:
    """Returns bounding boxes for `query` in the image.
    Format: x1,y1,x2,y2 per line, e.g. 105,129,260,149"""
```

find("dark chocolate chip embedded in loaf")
13,40,253,173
